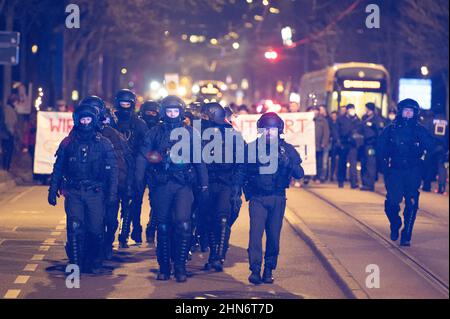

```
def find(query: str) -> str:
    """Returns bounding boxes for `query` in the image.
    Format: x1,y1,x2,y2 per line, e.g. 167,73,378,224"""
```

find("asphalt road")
0,185,345,299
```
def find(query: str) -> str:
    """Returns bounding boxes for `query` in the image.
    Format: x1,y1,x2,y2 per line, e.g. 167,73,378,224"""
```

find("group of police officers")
47,89,446,284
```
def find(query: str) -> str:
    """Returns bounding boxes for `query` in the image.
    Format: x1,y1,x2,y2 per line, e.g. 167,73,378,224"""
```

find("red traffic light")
264,50,278,60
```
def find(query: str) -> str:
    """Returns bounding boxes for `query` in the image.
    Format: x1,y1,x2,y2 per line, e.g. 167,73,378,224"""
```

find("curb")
285,206,369,299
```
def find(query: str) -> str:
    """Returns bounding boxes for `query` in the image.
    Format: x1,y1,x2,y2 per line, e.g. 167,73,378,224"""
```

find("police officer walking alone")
377,99,436,246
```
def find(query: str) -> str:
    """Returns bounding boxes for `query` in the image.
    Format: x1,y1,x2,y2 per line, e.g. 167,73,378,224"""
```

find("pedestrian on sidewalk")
1,95,19,171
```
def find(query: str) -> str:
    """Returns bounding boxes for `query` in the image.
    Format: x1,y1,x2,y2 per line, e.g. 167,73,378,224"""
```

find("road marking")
9,187,36,203
31,254,45,261
55,225,65,230
39,246,50,252
0,239,5,246
4,289,21,299
14,275,30,284
23,264,38,272
43,238,56,245
11,226,18,232
50,232,61,236
59,220,66,224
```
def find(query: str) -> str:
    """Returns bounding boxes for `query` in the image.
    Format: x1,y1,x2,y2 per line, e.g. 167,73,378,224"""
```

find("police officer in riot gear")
138,100,162,244
360,102,385,191
200,102,245,272
135,95,208,282
336,104,361,188
114,89,148,247
79,96,134,259
422,111,449,194
243,112,304,285
377,99,436,246
48,103,118,273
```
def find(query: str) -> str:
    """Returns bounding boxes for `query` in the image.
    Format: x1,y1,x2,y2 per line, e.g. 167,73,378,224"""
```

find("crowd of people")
228,100,448,195
2,86,446,283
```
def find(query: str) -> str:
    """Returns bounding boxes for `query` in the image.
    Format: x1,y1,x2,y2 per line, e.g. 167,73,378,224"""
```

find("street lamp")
421,66,429,76
264,50,278,61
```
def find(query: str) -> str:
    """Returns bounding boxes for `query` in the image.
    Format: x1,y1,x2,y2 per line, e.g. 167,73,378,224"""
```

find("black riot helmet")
73,103,98,133
257,112,284,133
103,107,118,128
140,100,161,125
160,95,186,124
203,102,228,125
114,89,137,119
397,98,420,124
80,95,107,123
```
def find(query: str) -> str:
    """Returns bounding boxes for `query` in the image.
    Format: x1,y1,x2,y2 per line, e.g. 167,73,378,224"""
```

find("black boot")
262,268,274,284
131,226,142,245
211,216,229,272
204,227,217,271
438,183,446,194
119,207,132,249
66,233,84,270
248,268,262,285
400,196,419,247
174,222,191,283
385,201,402,241
156,223,171,280
146,211,157,244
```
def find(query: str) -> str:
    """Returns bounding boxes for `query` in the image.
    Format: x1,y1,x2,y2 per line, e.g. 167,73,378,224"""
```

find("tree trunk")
2,4,14,105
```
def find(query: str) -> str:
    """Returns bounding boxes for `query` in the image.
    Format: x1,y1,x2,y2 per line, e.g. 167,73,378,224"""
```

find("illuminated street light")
121,68,128,75
421,66,429,76
31,45,39,54
262,0,269,6
254,15,263,22
264,50,278,61
246,0,253,3
72,90,79,101
269,7,280,14
192,84,200,94
210,38,218,45
281,26,293,46
177,86,187,97
232,42,240,50
150,81,161,91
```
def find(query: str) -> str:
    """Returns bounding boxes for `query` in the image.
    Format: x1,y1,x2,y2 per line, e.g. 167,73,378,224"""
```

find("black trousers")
152,181,194,225
423,151,447,189
105,187,129,246
64,187,105,265
337,146,358,186
248,195,286,272
384,166,421,239
64,188,105,236
361,145,377,189
1,137,14,171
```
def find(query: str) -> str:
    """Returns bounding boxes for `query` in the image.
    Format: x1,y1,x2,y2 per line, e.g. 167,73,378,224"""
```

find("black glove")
48,190,59,206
